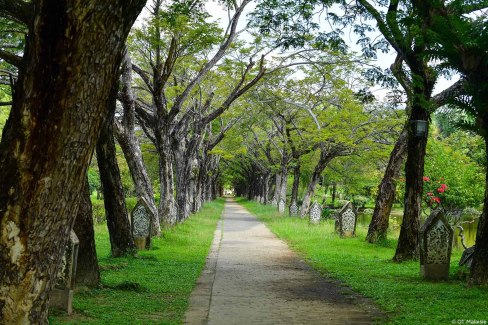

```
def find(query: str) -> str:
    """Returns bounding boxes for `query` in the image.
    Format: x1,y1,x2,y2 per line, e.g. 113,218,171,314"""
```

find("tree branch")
0,0,33,25
132,64,154,94
168,0,252,122
0,48,22,67
431,79,465,111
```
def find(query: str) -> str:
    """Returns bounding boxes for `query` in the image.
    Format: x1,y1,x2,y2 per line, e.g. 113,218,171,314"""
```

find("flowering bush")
422,176,448,210
394,135,484,211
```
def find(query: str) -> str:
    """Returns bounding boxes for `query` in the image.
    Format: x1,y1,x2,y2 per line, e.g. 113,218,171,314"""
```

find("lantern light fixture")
411,120,428,138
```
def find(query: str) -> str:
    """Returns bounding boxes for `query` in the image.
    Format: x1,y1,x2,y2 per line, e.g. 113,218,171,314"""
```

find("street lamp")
410,120,428,138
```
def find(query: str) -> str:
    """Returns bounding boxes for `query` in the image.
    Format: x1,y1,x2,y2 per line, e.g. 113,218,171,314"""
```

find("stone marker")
50,230,79,315
271,199,278,207
335,201,356,237
309,201,322,224
278,199,286,213
419,210,454,281
131,197,153,250
289,201,298,216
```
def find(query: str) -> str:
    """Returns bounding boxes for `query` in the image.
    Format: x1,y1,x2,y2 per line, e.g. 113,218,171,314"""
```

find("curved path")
184,199,382,325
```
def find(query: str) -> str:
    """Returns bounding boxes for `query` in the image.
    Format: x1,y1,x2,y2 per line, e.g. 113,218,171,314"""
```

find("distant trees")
226,59,395,216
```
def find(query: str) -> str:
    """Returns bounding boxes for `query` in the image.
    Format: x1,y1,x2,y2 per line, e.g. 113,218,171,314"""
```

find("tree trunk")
193,156,206,213
115,53,160,236
73,177,101,287
157,137,177,226
173,144,191,222
263,173,271,203
331,183,337,206
271,173,282,204
367,128,408,243
393,107,429,262
0,2,144,323
291,164,300,206
300,149,333,217
278,165,288,212
97,86,136,257
469,134,488,285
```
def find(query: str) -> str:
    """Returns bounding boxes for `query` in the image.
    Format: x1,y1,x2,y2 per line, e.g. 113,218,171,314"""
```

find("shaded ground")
185,199,384,325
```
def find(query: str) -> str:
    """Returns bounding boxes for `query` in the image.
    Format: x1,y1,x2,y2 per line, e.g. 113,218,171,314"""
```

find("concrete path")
184,199,382,325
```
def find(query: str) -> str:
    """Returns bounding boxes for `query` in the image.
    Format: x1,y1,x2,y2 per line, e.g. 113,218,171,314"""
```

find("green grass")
237,198,488,325
50,198,225,325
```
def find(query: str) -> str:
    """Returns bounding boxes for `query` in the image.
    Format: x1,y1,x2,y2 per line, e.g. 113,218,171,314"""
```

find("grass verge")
237,198,488,325
50,198,225,325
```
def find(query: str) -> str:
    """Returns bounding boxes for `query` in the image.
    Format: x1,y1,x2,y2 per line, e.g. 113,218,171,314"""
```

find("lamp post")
410,120,429,138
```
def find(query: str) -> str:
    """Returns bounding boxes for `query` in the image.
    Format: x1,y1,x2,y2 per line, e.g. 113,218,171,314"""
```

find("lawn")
50,198,225,325
237,198,488,325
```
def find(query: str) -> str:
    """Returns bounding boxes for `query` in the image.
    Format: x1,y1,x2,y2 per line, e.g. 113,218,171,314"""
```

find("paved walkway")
184,199,382,325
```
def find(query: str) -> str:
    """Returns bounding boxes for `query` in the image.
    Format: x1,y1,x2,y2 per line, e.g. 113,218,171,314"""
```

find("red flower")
437,187,445,193
431,197,441,204
427,192,434,196
423,176,430,182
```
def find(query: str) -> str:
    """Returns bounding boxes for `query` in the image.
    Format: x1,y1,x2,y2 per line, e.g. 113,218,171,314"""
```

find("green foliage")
0,105,8,140
351,195,369,209
87,168,100,195
396,130,485,211
238,198,488,325
50,199,225,325
424,134,484,210
91,199,106,224
444,130,486,169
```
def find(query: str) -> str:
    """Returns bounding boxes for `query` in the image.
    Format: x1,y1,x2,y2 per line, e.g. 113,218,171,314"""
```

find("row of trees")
0,0,272,322
0,0,487,323
230,0,488,283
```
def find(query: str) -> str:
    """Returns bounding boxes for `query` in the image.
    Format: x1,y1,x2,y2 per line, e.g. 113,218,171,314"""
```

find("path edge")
183,215,223,324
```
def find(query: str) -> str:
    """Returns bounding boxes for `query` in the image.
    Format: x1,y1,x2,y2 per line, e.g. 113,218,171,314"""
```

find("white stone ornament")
289,202,298,216
131,197,154,250
278,199,285,213
335,201,356,237
420,210,454,281
309,202,322,224
132,204,151,237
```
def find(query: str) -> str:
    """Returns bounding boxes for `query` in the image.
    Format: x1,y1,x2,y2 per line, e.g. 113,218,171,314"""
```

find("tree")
410,0,488,283
96,85,137,256
73,177,101,287
115,52,160,234
129,0,284,223
367,77,464,243
0,1,145,322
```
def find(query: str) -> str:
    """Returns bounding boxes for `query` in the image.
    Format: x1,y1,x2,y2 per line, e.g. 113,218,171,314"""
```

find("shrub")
352,195,368,209
321,207,333,219
335,199,349,208
91,200,106,224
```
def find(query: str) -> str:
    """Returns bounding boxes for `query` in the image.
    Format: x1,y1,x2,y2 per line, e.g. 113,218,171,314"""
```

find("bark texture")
73,178,100,287
366,128,408,243
115,53,160,235
290,165,300,206
469,129,488,284
393,106,430,262
97,87,136,257
0,1,145,323
300,149,333,217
